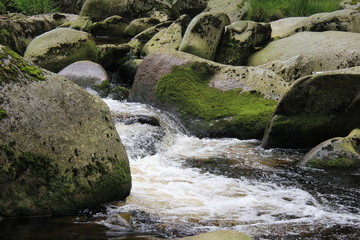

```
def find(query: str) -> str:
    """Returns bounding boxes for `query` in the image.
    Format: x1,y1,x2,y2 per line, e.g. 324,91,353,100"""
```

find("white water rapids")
100,99,360,239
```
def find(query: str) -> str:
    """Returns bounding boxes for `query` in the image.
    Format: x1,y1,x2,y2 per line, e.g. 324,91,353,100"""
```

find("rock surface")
24,28,98,73
205,0,250,22
179,12,230,61
172,0,208,17
298,129,360,169
176,231,253,240
0,45,131,217
91,16,128,37
124,18,160,37
262,67,360,149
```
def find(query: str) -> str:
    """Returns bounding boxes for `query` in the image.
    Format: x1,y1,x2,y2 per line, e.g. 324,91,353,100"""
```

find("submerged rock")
176,231,253,240
0,45,131,217
24,28,98,73
178,12,230,61
298,129,360,169
262,67,360,149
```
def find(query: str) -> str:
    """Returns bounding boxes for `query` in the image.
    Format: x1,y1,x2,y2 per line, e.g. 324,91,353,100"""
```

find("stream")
1,99,360,239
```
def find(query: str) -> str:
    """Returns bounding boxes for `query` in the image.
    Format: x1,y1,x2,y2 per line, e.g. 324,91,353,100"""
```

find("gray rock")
340,0,360,10
179,12,230,61
298,129,360,169
24,28,98,73
205,0,250,23
0,45,131,217
216,20,271,66
262,67,360,149
176,231,253,240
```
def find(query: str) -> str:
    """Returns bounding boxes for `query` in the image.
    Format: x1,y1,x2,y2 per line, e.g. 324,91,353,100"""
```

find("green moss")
0,109,7,120
20,66,46,80
155,64,277,138
349,0,360,5
307,157,360,168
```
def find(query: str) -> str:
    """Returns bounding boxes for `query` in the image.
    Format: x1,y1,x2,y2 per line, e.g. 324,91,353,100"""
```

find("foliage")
0,0,58,15
247,0,341,22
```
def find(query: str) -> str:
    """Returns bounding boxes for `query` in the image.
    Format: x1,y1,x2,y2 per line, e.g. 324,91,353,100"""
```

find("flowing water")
1,99,360,239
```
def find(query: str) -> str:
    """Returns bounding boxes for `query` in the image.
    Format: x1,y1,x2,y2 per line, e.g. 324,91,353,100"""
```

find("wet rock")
129,51,288,139
96,44,131,70
0,13,77,54
142,15,191,56
108,86,130,101
24,28,98,73
262,67,360,149
91,16,128,37
298,129,360,169
0,45,131,217
124,18,160,37
270,10,360,39
58,60,110,96
176,231,253,240
205,0,250,23
216,21,271,66
123,115,160,126
80,0,175,22
119,59,143,85
172,0,208,18
178,12,230,61
105,213,133,230
248,31,360,74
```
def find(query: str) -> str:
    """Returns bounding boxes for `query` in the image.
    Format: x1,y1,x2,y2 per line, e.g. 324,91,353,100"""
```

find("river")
1,99,359,239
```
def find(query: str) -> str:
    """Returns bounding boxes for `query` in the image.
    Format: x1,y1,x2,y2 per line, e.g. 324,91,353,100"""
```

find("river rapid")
1,99,360,239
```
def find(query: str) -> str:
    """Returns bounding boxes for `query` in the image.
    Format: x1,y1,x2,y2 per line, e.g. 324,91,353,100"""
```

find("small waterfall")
99,99,360,239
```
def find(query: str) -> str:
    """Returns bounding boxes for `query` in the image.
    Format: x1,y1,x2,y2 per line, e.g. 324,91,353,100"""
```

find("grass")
0,0,58,15
247,0,341,22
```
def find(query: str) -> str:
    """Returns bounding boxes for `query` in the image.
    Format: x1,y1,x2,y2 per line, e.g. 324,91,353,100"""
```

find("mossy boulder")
80,0,175,22
0,45,131,217
205,0,250,23
216,20,271,66
142,14,191,56
124,18,160,37
91,16,128,37
24,28,98,73
177,231,253,240
108,86,130,100
298,129,360,169
179,12,230,61
270,10,360,39
0,13,77,54
247,31,360,74
58,60,110,97
262,67,360,149
340,0,360,10
96,44,131,70
129,51,288,139
59,16,93,32
172,0,208,17
119,59,143,85
53,0,87,14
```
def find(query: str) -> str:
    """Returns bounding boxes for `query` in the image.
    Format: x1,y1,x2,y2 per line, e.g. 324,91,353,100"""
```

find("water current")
1,99,359,239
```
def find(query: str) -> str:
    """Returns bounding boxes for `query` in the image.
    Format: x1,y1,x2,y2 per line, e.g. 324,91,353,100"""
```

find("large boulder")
0,13,77,54
205,0,250,22
262,67,360,149
24,28,98,73
176,231,253,240
142,14,191,56
0,45,131,217
91,16,128,37
172,0,208,17
216,20,271,66
96,44,131,70
178,12,230,61
124,18,160,37
270,10,360,39
247,31,360,74
298,129,360,169
80,0,175,22
129,51,288,139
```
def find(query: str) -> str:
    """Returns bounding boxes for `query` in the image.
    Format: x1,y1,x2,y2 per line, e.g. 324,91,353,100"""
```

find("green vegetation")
155,63,277,138
0,109,7,120
307,157,360,168
0,0,58,15
349,0,360,5
247,0,341,22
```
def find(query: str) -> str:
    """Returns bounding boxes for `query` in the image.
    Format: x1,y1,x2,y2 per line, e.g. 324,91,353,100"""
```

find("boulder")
262,67,360,149
178,12,230,61
53,0,86,14
58,60,110,96
172,0,208,17
96,43,131,70
205,0,250,22
0,45,131,217
124,18,160,37
91,16,128,37
176,231,253,240
108,86,130,101
0,13,77,54
247,31,360,74
59,16,93,32
216,20,271,66
80,0,175,22
131,21,173,42
24,28,98,73
142,14,191,56
340,0,360,10
119,59,143,85
129,51,288,139
270,10,360,39
298,129,360,169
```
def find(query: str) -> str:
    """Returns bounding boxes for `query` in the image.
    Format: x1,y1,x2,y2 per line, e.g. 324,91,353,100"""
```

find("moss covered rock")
91,16,128,37
205,0,250,23
80,0,175,22
119,59,143,85
96,43,131,70
172,0,208,17
108,86,130,100
124,18,160,37
262,67,360,149
340,0,360,10
177,230,253,240
298,129,360,169
59,16,93,32
24,28,98,73
248,31,360,74
178,12,230,61
129,51,288,139
216,20,271,66
0,45,131,217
